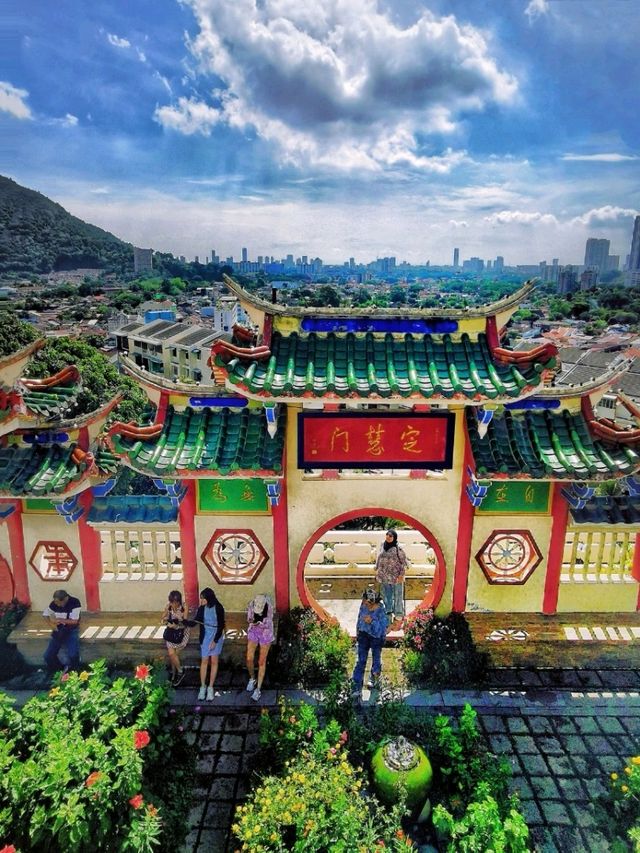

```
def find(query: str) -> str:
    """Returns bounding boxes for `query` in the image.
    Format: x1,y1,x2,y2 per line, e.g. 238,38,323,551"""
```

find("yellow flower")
625,767,632,776
270,834,278,842
632,756,640,766
622,785,629,793
79,671,89,681
231,824,240,834
49,687,60,697
611,773,619,781
283,812,292,822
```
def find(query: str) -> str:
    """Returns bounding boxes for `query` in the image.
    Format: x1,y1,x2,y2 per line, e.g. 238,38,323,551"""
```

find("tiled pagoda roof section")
570,495,640,525
88,495,178,524
106,406,284,477
466,408,640,480
533,357,633,398
214,331,557,402
0,443,97,497
0,366,82,427
120,355,233,398
222,273,536,319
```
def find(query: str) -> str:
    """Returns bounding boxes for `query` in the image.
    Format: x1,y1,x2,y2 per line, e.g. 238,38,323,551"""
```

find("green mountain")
0,175,134,274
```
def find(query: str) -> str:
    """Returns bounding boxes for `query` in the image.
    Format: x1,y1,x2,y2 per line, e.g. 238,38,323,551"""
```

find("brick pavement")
171,668,640,853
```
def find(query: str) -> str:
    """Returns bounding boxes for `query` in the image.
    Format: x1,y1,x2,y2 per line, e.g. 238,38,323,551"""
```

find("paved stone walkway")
167,668,640,853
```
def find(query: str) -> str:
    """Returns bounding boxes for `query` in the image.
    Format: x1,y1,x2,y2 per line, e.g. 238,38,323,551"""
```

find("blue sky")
2,0,639,266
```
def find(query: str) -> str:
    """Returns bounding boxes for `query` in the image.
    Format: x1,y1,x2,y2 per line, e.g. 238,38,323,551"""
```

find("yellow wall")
193,512,275,612
466,514,552,612
21,512,85,611
556,581,638,612
284,405,466,614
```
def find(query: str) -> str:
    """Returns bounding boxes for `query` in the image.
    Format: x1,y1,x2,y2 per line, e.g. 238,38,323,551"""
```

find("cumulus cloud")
562,153,638,162
107,33,131,49
0,81,32,120
571,206,638,226
49,113,78,127
154,97,221,135
525,0,549,22
156,0,517,171
484,210,559,226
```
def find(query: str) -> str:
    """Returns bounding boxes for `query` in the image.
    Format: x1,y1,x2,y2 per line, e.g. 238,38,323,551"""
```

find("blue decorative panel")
188,396,248,408
505,398,560,410
300,317,458,334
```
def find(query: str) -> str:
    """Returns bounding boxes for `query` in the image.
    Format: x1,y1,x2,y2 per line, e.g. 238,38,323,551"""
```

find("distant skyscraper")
558,266,578,296
133,247,153,274
584,238,610,272
453,248,459,268
494,256,504,273
242,247,248,263
627,216,640,281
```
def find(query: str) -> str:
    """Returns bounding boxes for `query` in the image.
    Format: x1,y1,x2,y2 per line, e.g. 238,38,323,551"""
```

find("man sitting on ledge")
43,589,82,674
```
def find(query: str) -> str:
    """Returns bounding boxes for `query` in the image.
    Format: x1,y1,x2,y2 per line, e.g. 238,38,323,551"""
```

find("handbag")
163,626,185,644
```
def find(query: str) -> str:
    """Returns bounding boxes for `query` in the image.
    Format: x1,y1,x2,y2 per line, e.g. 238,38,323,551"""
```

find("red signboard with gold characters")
298,411,455,469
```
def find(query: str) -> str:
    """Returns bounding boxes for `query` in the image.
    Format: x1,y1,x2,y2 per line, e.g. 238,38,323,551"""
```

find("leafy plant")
432,782,530,852
401,612,489,687
596,755,640,851
0,600,28,644
271,607,351,687
258,696,345,773
0,660,195,852
0,313,38,357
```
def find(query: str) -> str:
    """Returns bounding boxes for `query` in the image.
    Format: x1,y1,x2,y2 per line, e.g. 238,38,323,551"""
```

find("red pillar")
272,473,290,613
77,489,101,611
6,501,29,604
179,480,199,610
452,429,475,613
542,483,569,614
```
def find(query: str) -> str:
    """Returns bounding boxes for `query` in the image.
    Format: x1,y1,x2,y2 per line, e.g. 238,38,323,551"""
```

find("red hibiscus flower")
134,730,150,749
85,771,102,788
135,664,150,680
0,845,17,853
129,794,144,809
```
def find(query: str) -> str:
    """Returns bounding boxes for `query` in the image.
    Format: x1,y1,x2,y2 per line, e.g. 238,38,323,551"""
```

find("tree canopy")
0,312,39,358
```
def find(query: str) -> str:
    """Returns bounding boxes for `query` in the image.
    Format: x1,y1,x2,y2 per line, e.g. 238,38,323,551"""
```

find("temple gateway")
3,277,640,652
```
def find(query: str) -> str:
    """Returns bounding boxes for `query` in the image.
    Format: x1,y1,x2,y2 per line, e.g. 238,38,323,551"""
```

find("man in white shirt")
42,589,82,673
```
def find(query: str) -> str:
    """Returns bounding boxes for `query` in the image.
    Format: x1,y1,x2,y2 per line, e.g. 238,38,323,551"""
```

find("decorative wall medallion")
29,541,78,581
475,529,542,585
201,529,269,584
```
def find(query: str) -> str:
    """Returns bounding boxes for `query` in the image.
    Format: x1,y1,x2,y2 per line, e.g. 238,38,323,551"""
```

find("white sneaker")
246,677,256,692
251,687,261,702
206,686,214,701
197,685,206,701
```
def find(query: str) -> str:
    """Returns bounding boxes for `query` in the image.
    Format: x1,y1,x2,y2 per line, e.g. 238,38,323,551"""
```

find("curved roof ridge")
536,356,633,398
222,274,537,320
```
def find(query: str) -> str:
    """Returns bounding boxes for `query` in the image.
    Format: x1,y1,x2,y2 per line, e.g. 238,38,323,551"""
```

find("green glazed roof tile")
467,408,639,481
218,331,552,401
108,406,285,477
0,442,94,496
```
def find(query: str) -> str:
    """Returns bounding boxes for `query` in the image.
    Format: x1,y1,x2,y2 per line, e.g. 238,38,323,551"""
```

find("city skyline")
2,0,639,265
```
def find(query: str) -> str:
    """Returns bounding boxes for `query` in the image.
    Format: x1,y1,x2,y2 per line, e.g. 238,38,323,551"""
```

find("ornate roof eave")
0,447,105,500
0,338,45,378
120,355,231,398
535,357,634,400
222,274,537,321
7,391,124,436
113,455,284,481
219,374,547,408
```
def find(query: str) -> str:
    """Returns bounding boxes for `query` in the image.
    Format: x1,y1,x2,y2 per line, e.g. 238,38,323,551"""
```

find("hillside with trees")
0,175,134,274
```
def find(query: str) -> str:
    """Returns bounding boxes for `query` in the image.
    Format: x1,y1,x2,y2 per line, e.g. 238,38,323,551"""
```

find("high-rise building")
625,216,640,285
558,266,578,295
453,248,459,268
584,238,610,272
133,247,153,274
242,247,248,263
495,256,504,273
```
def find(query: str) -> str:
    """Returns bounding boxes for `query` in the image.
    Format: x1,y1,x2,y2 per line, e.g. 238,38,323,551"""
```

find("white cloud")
107,33,131,49
57,113,78,127
525,0,550,22
484,210,559,226
157,0,517,171
153,72,172,95
136,48,147,63
448,219,469,228
571,206,638,226
154,97,221,135
0,81,32,120
562,153,638,163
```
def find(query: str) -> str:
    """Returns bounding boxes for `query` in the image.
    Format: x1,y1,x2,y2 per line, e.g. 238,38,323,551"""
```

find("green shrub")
233,748,412,852
0,599,28,644
432,783,530,852
596,754,640,851
0,660,195,852
401,611,488,687
271,607,351,686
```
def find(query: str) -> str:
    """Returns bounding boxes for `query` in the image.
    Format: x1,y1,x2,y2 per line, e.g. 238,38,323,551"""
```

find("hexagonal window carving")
29,540,78,582
202,529,269,584
475,529,542,585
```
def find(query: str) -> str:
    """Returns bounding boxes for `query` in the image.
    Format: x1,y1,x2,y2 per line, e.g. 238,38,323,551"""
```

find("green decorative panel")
476,481,551,515
23,499,56,513
198,479,269,514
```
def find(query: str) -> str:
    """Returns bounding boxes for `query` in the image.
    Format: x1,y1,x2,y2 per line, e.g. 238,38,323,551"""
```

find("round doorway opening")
298,510,445,634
